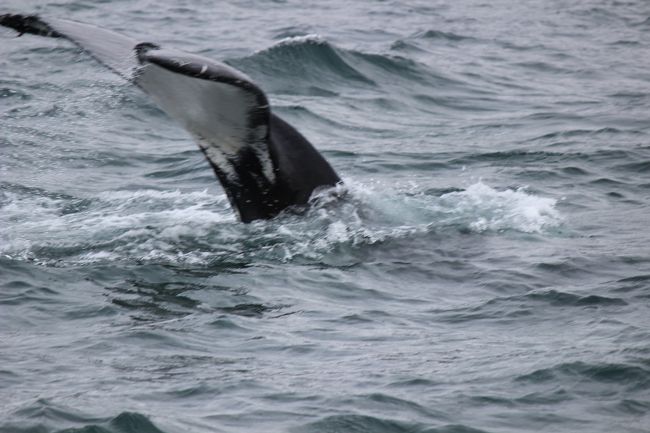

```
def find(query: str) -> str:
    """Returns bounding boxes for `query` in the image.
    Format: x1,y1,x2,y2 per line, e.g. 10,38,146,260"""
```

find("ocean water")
1,0,649,432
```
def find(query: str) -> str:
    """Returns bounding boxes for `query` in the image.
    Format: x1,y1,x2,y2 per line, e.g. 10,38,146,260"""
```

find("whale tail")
0,14,340,222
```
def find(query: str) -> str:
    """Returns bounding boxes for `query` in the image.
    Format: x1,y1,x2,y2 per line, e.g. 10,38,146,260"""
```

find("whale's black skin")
0,14,341,222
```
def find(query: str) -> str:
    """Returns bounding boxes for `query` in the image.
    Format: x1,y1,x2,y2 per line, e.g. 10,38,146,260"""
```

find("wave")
232,35,376,93
520,290,627,306
390,29,475,53
613,160,650,174
297,414,489,433
1,409,167,433
431,288,626,325
516,361,650,392
418,29,473,42
527,127,633,143
231,35,462,97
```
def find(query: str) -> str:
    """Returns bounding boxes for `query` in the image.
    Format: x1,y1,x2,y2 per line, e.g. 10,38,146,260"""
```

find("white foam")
0,188,235,265
276,34,325,45
254,34,325,55
438,182,561,234
257,180,562,261
0,180,562,266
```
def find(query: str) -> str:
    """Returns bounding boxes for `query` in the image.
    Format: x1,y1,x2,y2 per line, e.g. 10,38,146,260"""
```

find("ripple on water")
516,361,650,392
296,414,490,433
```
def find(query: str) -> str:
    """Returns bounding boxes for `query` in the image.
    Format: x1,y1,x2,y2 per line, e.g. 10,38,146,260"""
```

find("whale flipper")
0,14,340,222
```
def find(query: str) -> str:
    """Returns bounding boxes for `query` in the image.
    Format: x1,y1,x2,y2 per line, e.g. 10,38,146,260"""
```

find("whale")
0,14,341,222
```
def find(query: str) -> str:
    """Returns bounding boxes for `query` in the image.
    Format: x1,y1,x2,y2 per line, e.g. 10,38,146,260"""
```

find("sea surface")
1,1,649,432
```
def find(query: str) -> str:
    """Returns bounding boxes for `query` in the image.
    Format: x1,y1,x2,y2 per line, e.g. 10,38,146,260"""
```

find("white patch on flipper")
195,136,237,182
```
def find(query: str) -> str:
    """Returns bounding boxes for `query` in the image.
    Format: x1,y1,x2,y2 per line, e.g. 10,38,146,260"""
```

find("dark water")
1,1,650,432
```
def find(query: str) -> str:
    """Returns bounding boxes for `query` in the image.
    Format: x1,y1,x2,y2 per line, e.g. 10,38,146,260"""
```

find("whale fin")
1,14,138,78
1,14,341,222
134,46,279,219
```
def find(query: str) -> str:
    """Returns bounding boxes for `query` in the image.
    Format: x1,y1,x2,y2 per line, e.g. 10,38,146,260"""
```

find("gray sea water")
1,1,650,432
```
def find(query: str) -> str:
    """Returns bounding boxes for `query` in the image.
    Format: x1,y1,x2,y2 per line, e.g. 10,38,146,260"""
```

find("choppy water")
1,1,650,432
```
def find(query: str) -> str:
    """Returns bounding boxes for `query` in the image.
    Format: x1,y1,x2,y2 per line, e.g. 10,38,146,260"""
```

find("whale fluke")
0,14,341,222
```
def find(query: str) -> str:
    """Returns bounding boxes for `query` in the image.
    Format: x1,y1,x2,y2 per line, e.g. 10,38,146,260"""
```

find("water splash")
437,182,561,234
0,180,561,266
